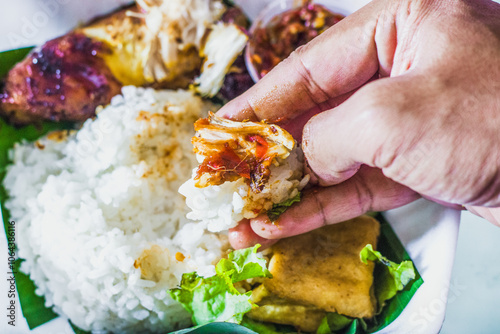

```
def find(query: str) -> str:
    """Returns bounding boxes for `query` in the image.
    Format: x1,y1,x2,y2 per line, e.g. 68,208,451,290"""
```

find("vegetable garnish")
360,244,416,310
267,191,301,222
169,245,272,325
166,214,422,334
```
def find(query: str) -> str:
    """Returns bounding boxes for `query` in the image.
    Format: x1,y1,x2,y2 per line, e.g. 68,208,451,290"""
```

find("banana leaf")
0,47,422,334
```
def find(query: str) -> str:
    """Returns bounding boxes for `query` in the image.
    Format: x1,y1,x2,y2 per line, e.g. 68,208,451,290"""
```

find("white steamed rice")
3,86,229,333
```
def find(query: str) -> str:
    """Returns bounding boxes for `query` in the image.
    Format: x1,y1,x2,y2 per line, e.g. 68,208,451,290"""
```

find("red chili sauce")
248,3,344,78
195,134,271,192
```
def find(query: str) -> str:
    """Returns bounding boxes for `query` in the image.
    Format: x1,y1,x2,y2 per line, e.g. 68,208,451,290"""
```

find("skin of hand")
216,0,500,249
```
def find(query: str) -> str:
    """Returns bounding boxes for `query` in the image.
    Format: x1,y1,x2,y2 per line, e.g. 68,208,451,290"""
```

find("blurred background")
0,0,499,333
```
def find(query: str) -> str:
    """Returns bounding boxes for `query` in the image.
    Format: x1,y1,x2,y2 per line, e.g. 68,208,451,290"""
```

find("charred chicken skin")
0,33,122,125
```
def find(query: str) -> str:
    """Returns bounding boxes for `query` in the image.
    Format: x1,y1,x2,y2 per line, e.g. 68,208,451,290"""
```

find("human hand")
218,0,500,249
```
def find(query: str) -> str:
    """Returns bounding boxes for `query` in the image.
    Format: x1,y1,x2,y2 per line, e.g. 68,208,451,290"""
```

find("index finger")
250,166,419,239
216,0,396,123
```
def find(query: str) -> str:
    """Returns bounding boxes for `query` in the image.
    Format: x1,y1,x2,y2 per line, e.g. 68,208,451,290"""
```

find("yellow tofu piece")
248,301,325,332
264,215,380,319
248,285,325,332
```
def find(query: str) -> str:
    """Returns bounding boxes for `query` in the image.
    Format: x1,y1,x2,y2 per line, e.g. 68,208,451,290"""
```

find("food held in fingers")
179,112,310,232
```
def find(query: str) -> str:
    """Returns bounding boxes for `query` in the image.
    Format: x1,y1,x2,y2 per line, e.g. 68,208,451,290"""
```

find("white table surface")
0,1,499,334
440,212,500,334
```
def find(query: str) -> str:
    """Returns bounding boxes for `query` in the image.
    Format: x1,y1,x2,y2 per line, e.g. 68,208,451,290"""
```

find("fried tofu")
248,284,326,332
263,215,380,319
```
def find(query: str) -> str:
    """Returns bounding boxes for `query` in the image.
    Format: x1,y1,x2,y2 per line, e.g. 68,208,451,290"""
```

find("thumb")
302,76,414,186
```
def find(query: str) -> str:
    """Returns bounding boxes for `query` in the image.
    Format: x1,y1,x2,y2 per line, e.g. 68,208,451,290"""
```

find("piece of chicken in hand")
179,112,309,232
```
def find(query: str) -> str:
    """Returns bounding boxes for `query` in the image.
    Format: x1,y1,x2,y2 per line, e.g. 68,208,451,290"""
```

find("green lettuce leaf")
216,243,271,282
360,244,416,310
166,216,424,334
267,192,301,222
170,272,252,324
170,245,272,325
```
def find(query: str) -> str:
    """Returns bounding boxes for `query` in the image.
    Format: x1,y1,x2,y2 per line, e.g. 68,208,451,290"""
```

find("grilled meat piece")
80,7,203,89
0,0,248,125
0,33,122,125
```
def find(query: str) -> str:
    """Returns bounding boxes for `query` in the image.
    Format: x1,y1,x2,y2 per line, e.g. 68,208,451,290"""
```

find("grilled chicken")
0,33,122,125
0,0,249,126
80,6,203,89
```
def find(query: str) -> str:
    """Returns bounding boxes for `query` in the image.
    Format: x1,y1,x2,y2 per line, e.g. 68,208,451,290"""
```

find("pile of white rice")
4,86,228,333
179,148,309,232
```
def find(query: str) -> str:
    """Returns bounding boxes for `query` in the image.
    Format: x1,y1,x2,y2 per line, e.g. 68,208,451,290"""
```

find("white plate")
0,1,460,333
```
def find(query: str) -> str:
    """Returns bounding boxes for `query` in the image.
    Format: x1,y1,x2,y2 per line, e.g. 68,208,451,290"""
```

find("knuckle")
353,174,375,213
288,47,334,103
